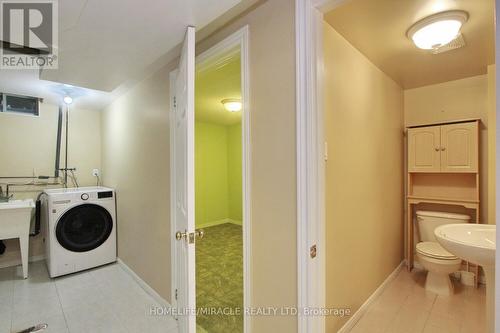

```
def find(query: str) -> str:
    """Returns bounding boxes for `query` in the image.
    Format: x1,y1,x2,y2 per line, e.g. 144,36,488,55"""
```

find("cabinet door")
408,126,441,172
440,122,478,172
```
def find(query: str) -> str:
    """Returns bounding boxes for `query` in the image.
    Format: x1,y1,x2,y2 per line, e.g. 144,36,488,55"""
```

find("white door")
173,26,196,333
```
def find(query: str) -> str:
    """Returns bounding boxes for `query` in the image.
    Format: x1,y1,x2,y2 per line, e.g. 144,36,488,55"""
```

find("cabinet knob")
441,147,446,151
435,147,440,151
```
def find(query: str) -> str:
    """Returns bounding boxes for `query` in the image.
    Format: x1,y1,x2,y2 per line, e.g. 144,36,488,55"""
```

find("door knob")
195,229,205,239
175,229,204,242
175,230,188,241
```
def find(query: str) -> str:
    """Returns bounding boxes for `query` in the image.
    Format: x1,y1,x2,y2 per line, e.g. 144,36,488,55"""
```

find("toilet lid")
416,242,458,260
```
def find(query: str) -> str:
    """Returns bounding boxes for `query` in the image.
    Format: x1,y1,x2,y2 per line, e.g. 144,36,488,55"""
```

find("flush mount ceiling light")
221,98,242,112
63,96,73,105
407,10,468,50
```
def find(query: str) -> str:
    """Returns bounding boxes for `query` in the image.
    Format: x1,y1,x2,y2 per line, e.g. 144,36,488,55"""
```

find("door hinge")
310,244,317,258
175,288,178,300
173,96,177,108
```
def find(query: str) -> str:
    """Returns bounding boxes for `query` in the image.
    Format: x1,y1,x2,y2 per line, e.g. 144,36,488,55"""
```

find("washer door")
56,204,113,252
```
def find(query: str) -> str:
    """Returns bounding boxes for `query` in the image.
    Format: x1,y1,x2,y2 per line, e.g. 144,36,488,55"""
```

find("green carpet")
196,223,243,333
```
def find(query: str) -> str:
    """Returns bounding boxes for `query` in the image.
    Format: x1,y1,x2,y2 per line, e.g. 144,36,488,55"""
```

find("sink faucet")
0,186,13,202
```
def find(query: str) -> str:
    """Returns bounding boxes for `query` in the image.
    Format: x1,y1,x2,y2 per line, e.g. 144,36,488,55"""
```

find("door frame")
295,1,346,332
170,25,251,332
296,1,500,333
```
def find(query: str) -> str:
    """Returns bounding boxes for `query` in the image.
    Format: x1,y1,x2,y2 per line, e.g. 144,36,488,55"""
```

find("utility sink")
0,199,35,210
0,199,35,279
435,224,496,333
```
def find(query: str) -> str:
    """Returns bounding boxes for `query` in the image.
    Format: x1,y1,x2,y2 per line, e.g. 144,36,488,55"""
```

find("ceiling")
196,52,241,125
324,0,495,89
40,0,242,92
0,0,252,110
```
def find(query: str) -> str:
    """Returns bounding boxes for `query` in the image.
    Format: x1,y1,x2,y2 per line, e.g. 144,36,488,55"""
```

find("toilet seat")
416,241,458,260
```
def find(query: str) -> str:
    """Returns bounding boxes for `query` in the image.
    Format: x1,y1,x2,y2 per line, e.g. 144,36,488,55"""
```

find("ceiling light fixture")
407,11,468,50
221,98,242,112
63,96,73,105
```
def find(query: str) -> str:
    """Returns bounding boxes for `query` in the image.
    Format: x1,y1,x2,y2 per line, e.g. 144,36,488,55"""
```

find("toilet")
415,210,470,296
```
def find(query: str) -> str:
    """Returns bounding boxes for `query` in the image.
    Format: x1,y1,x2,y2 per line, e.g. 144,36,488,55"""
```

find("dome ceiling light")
221,98,242,112
407,11,468,51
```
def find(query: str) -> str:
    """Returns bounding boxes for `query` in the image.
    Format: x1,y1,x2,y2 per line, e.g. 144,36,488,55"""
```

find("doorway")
296,0,497,332
195,46,243,332
170,26,250,333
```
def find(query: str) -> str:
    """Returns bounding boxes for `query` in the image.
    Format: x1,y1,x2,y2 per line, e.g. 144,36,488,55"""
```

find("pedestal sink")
435,224,496,333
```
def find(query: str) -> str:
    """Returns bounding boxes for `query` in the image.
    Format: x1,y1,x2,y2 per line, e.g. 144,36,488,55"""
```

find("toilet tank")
416,210,470,242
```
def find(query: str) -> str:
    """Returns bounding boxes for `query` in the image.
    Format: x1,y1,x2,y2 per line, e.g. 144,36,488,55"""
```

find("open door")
172,26,196,333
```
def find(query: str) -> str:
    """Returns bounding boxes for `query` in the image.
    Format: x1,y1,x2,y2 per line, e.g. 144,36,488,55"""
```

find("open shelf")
408,173,478,203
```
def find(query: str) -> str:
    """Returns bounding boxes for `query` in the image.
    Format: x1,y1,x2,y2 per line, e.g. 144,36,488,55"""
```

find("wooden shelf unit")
406,119,481,286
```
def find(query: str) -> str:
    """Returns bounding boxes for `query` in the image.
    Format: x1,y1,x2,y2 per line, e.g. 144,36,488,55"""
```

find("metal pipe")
64,105,69,187
55,105,63,178
6,182,62,196
0,176,59,179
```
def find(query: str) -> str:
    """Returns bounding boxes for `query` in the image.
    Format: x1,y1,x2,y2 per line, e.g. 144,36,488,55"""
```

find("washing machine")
42,186,117,278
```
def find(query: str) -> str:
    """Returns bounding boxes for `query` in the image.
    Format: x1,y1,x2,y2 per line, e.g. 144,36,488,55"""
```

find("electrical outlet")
92,169,100,177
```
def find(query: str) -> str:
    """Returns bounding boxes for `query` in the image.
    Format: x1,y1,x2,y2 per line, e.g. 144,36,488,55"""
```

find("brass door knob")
175,231,188,241
195,229,205,239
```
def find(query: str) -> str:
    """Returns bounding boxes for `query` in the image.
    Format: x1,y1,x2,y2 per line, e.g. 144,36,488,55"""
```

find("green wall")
227,124,242,221
195,121,242,227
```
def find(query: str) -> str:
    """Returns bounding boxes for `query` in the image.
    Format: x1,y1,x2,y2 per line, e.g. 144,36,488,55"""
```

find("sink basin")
435,223,496,333
434,223,495,266
0,199,35,210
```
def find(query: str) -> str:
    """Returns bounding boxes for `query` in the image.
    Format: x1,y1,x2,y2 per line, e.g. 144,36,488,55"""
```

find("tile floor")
0,261,178,333
349,268,487,333
196,223,243,333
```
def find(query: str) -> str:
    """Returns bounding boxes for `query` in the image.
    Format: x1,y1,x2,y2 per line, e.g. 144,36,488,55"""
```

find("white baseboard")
0,254,45,270
338,260,405,333
117,258,171,307
197,218,243,228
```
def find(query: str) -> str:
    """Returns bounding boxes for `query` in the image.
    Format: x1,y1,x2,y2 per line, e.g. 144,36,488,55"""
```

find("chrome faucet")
0,186,13,202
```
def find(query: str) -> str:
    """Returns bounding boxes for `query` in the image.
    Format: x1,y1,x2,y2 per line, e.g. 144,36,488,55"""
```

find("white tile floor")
0,261,178,333
349,268,487,333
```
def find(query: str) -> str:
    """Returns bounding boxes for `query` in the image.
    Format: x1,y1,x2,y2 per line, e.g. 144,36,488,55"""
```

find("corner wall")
323,22,405,332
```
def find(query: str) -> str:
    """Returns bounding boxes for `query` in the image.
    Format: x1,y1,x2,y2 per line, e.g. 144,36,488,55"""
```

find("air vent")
432,34,466,54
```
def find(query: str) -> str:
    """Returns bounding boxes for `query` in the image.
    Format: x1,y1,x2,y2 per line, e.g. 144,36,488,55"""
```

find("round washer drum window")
56,203,113,252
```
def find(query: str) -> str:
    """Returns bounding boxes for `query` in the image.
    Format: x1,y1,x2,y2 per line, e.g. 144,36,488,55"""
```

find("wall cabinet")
408,121,478,173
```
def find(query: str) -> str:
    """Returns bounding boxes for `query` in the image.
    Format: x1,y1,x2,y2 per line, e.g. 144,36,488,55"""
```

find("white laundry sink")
0,199,35,278
435,224,496,333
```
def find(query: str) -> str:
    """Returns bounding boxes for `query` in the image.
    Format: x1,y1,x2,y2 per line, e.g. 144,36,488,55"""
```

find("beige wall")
404,75,491,224
101,2,297,331
0,103,101,266
323,23,405,332
101,61,175,300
